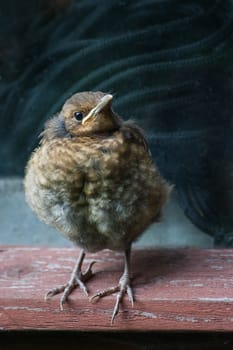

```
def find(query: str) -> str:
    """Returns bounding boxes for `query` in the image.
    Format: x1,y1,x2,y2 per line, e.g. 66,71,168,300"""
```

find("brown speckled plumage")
24,91,171,323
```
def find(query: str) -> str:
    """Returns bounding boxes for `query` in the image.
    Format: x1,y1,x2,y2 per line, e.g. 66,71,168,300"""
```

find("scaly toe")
45,283,68,300
75,277,88,296
59,281,78,310
91,280,134,324
111,283,134,324
91,285,119,301
82,261,96,281
126,284,134,307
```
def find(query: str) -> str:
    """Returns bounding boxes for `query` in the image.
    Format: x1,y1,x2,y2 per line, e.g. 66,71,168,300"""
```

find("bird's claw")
82,260,96,281
91,276,134,324
45,284,68,300
45,260,96,310
111,283,134,324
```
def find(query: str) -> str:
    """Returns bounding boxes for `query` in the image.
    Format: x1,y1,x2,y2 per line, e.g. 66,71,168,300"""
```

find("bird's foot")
45,260,95,310
91,273,134,324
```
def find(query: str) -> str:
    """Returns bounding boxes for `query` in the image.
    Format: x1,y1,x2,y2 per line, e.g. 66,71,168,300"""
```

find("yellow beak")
82,94,113,125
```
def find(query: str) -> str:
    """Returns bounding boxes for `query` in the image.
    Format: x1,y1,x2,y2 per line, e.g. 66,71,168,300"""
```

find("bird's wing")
122,120,151,157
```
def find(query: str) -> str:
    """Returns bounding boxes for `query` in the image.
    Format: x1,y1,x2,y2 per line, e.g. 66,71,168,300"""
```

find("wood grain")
0,246,233,331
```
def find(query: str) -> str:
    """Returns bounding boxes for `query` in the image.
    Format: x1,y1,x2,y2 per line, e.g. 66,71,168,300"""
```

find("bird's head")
58,91,121,137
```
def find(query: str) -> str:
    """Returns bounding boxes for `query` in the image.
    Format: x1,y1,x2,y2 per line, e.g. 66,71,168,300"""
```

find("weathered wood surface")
0,246,233,331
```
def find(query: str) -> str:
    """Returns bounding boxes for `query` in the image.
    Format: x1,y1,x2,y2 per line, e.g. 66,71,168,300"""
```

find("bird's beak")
82,94,113,125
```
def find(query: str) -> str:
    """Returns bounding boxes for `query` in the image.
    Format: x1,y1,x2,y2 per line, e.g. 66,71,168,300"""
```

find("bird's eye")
73,111,83,121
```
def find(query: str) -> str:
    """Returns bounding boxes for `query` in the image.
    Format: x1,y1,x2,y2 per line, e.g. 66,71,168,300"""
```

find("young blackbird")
24,91,171,323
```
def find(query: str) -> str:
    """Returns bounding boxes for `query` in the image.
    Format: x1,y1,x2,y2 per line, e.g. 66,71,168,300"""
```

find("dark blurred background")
0,0,232,246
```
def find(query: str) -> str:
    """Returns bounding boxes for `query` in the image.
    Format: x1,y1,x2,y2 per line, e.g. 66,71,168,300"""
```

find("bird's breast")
24,131,170,251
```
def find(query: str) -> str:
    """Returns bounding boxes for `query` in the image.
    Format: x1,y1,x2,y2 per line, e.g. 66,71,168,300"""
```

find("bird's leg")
92,246,134,323
45,249,95,310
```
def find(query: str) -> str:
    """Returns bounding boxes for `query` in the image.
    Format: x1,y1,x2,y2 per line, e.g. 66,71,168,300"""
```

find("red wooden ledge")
0,246,233,331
